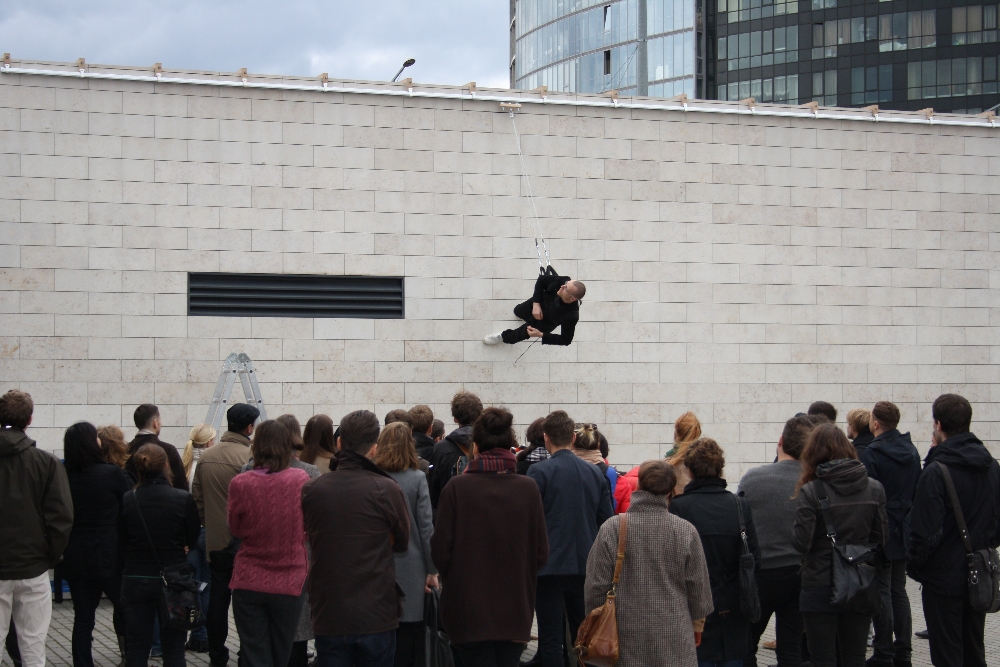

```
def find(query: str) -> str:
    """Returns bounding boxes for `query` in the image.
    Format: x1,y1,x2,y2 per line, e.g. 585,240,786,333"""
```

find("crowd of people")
1,387,999,667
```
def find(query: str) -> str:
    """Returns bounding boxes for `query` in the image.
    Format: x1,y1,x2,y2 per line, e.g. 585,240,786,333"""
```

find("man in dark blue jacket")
906,394,1000,667
859,401,920,667
526,411,613,667
483,266,585,347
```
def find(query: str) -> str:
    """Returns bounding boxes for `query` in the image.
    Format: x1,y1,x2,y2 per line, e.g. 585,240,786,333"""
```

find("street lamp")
392,58,416,82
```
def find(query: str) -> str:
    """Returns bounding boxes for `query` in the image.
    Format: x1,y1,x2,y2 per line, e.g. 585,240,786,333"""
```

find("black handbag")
735,497,761,623
815,480,880,616
937,463,1000,613
130,491,206,631
424,587,455,667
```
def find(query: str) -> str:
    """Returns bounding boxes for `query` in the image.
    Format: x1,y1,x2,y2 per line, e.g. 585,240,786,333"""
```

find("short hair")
451,391,483,426
781,415,824,460
275,414,304,451
598,432,609,459
431,419,445,440
871,401,900,431
132,443,171,486
98,424,130,468
409,405,434,433
472,407,517,452
64,422,104,473
808,401,837,422
797,423,856,493
251,420,293,473
339,410,381,455
525,418,545,447
133,404,159,430
568,280,587,299
543,410,576,447
932,394,973,437
638,460,678,496
574,423,601,451
684,438,726,479
301,414,335,464
373,422,420,472
384,409,413,430
0,390,33,430
846,408,871,435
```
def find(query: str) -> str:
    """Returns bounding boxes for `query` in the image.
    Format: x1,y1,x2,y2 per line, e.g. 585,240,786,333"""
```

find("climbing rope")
507,107,551,271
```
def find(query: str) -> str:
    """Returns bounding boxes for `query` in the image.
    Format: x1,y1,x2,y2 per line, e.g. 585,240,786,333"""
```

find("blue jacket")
527,449,613,576
859,429,921,560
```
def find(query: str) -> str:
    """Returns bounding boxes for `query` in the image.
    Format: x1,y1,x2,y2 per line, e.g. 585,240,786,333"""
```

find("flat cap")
227,403,260,429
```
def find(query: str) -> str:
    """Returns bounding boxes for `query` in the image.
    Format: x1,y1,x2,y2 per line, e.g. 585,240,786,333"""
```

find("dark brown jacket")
126,433,188,492
302,450,410,636
431,471,548,644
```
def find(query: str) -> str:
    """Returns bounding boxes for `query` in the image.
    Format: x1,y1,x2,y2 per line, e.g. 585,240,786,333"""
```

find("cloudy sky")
0,0,511,88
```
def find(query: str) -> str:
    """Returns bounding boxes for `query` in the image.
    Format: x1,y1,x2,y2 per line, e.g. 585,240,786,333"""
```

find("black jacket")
531,269,579,346
125,433,188,492
62,463,132,580
670,477,761,662
858,429,921,561
428,426,471,510
121,475,200,577
0,428,74,579
793,459,887,612
906,432,1000,595
413,432,436,461
852,427,874,457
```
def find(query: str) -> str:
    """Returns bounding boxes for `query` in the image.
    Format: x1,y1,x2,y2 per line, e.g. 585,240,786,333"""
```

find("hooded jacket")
852,426,874,457
906,432,1000,595
792,458,887,612
428,425,471,510
413,431,436,461
0,429,74,579
858,429,921,561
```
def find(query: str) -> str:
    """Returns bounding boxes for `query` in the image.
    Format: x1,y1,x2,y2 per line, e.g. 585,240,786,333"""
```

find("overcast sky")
0,0,511,88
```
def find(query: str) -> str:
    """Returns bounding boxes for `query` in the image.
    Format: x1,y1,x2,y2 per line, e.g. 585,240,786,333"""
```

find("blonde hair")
846,408,870,435
97,425,130,468
574,423,601,451
182,423,216,478
372,422,420,472
668,411,702,466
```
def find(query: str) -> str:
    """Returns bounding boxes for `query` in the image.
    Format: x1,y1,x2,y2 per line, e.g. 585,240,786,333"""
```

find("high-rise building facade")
511,0,1000,113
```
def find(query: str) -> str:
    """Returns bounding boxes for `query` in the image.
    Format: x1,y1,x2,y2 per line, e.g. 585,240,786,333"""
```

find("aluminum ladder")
204,353,267,435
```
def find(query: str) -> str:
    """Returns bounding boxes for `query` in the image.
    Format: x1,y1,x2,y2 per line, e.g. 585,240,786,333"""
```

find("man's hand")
527,326,544,338
425,574,440,592
532,302,543,320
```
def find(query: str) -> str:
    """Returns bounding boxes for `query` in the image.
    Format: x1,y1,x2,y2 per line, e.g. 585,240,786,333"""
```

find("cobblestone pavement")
3,577,998,666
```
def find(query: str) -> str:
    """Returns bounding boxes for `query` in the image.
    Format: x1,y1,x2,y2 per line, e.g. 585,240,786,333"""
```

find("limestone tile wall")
1,64,998,477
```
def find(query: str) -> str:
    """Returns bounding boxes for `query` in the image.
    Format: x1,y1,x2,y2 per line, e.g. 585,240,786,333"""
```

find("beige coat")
192,431,252,557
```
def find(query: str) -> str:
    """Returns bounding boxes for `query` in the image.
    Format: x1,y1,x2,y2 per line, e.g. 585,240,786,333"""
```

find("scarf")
464,447,517,474
572,447,604,466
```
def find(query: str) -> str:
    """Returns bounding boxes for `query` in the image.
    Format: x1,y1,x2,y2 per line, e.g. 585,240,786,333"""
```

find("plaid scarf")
464,447,517,474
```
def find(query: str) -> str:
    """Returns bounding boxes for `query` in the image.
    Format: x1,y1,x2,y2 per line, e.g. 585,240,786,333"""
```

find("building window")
851,65,893,104
718,74,799,103
907,57,998,99
720,26,798,71
649,31,696,82
879,11,936,52
811,17,879,58
604,50,612,75
719,0,797,22
953,6,999,45
604,5,612,31
812,0,836,9
649,0,696,36
813,70,838,106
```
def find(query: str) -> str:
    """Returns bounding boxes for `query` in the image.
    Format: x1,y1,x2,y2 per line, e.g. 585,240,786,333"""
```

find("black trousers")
5,618,21,667
453,641,525,667
68,576,125,667
394,621,425,667
501,300,557,344
871,559,911,663
802,611,870,667
745,566,802,667
120,577,186,667
208,557,235,666
535,575,585,667
921,589,986,667
232,588,304,667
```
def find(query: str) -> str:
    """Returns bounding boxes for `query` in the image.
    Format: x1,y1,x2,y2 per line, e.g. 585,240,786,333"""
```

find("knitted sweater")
228,467,309,596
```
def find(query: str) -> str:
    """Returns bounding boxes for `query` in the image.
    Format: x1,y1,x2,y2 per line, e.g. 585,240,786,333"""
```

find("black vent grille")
188,273,404,319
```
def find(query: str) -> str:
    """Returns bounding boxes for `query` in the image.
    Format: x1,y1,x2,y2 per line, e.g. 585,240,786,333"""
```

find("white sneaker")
483,331,504,345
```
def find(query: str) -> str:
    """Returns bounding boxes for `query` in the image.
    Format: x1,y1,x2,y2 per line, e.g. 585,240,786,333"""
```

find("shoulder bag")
575,515,627,667
815,480,880,616
424,586,456,667
936,463,1000,613
735,497,761,623
130,490,206,631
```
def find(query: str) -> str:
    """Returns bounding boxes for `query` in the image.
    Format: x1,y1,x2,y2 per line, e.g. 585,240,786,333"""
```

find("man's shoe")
483,332,504,345
186,638,210,653
914,629,929,639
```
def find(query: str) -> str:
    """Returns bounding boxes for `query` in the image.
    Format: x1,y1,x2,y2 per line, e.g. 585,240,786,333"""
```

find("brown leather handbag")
574,515,628,667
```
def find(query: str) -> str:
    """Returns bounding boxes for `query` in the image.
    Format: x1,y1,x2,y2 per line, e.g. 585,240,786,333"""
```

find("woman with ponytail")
180,424,215,654
181,423,216,488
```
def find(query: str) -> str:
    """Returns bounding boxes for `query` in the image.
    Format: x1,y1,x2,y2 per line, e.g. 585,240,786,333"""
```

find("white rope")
508,110,550,269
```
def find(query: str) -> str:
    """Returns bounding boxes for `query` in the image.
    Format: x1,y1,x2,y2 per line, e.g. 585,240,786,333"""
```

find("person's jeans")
871,559,911,663
745,566,802,667
535,574,585,667
186,529,211,644
802,611,871,667
452,641,524,667
0,573,52,667
208,556,235,665
394,621,425,667
315,630,396,667
232,588,305,667
67,575,124,667
921,588,986,667
501,300,558,344
120,576,186,667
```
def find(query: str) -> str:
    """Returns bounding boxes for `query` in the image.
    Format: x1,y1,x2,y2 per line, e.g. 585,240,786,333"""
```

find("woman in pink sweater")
228,420,310,667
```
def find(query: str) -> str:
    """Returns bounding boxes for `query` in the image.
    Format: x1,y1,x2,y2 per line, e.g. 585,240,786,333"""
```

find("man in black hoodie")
428,392,483,510
859,401,920,667
907,394,1000,667
408,405,436,461
482,267,585,347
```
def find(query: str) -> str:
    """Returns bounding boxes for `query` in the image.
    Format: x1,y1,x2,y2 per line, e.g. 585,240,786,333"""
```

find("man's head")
556,280,586,304
338,410,381,458
133,404,161,433
384,409,413,430
0,390,33,431
779,414,824,460
845,408,870,439
431,419,445,442
542,410,576,451
409,405,434,435
870,401,900,437
932,394,972,443
808,401,837,423
450,391,483,426
227,403,260,436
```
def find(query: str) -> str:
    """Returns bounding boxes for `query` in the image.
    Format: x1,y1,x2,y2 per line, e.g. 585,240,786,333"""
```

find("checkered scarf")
464,447,517,474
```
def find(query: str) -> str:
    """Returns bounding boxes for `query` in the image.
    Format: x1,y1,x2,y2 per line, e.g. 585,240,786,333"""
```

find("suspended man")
483,266,586,347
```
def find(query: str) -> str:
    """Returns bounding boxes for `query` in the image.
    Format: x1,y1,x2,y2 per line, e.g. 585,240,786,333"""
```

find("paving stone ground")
3,577,998,666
